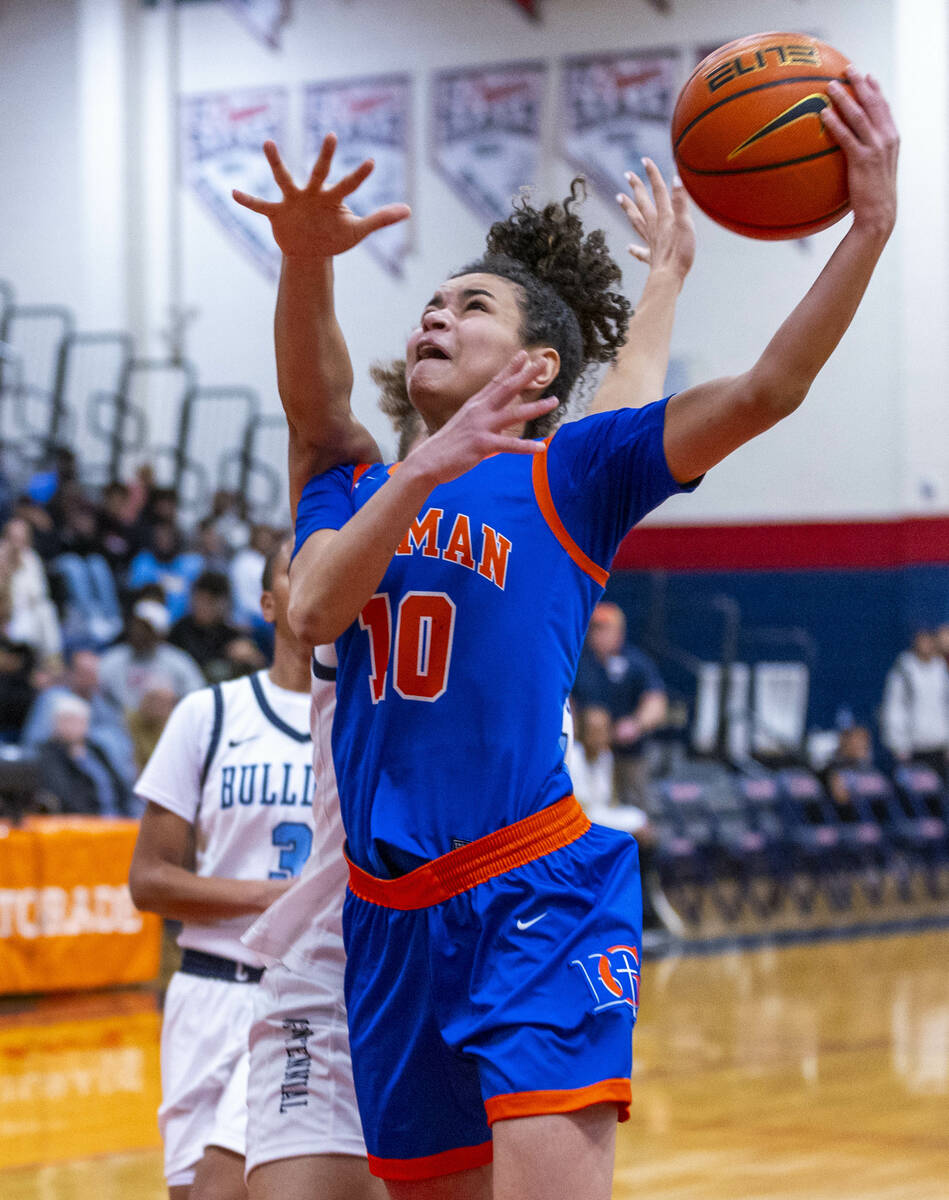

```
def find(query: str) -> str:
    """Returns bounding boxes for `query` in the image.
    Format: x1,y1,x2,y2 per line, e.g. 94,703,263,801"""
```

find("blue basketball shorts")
342,796,643,1182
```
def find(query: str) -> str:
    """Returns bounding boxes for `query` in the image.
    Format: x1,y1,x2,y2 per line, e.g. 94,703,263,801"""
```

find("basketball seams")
672,74,846,150
678,145,841,178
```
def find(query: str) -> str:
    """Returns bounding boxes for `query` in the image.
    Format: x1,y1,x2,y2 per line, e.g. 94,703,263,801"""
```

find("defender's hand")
617,158,695,283
232,134,411,259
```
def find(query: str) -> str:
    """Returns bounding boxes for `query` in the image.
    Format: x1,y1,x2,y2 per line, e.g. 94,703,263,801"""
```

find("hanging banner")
303,74,412,277
559,49,679,204
180,86,288,280
431,61,546,224
222,0,291,49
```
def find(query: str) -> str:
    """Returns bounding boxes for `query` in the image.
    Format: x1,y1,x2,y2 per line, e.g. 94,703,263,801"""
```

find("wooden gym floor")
2,926,948,1199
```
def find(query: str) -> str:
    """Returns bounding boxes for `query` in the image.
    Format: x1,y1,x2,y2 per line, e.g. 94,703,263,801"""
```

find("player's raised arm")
662,69,898,483
233,135,411,516
588,158,695,415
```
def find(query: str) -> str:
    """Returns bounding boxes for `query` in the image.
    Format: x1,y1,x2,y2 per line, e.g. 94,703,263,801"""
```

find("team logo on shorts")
279,1018,312,1112
569,944,640,1015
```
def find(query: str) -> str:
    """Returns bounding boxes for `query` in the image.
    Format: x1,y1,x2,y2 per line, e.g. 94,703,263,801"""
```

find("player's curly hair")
370,359,423,459
456,178,631,436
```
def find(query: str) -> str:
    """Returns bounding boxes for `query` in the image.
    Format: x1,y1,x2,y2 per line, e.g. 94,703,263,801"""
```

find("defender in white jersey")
240,641,382,1200
130,539,315,1200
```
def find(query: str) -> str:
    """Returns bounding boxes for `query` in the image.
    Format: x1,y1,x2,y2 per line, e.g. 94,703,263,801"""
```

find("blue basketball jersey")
294,399,695,876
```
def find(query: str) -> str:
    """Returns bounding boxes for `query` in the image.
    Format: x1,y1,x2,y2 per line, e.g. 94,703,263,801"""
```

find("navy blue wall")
605,565,949,731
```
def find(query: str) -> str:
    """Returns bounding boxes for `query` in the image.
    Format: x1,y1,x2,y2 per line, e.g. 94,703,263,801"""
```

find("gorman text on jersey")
395,507,512,591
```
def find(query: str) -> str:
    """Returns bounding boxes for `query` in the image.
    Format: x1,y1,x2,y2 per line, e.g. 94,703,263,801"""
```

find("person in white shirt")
99,599,205,711
881,629,949,778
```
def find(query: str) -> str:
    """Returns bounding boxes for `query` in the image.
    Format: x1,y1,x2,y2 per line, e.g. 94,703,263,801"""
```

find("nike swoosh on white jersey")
516,912,548,930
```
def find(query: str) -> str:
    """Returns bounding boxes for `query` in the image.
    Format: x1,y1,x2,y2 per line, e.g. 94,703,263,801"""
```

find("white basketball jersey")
243,645,348,981
135,669,314,965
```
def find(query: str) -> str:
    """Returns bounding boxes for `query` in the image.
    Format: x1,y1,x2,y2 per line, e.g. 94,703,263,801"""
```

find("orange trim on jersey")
367,1140,493,1181
346,796,590,909
351,463,371,489
485,1079,632,1126
531,439,610,587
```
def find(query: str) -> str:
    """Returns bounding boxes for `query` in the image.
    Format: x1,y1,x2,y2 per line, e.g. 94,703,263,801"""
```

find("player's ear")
528,346,560,391
260,589,276,625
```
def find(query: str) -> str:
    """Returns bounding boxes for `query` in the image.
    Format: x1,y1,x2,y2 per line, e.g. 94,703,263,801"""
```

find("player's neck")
267,639,311,693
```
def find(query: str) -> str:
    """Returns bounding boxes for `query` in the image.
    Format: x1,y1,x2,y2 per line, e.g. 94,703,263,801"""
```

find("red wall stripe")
613,516,949,572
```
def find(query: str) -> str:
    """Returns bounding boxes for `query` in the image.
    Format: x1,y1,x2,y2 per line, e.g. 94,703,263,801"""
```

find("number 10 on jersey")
359,591,457,703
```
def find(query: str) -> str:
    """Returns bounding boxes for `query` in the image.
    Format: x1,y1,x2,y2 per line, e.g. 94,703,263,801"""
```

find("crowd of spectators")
0,449,285,818
6,445,949,839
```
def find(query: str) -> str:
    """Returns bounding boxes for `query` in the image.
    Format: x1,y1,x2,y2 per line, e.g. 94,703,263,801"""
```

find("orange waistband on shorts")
346,795,590,910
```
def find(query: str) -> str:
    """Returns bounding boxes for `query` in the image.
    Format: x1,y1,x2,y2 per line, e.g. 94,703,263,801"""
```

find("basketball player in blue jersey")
273,69,898,1200
130,539,315,1200
230,150,695,1200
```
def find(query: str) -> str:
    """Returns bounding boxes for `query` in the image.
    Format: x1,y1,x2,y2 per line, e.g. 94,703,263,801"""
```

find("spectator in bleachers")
126,684,179,772
0,636,37,743
820,722,875,808
21,646,137,785
98,598,204,713
194,515,233,574
567,703,671,938
230,523,277,627
127,519,204,621
572,601,668,807
937,622,949,672
207,487,250,552
0,471,13,527
0,516,62,664
36,693,134,816
135,483,180,544
96,480,141,573
881,628,949,778
169,569,264,682
58,497,101,557
567,704,616,812
12,494,61,560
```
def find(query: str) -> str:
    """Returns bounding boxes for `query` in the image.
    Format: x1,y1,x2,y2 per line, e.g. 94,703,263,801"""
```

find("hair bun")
483,179,630,367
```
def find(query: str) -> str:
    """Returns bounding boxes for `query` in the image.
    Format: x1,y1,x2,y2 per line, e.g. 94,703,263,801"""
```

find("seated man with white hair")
36,692,136,816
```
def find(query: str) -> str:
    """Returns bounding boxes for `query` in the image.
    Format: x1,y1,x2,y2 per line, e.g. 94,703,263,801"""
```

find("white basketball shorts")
245,960,366,1175
159,971,257,1185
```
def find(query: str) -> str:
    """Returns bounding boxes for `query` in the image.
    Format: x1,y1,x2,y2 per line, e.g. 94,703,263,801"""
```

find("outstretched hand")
232,134,411,259
407,352,557,487
617,158,695,284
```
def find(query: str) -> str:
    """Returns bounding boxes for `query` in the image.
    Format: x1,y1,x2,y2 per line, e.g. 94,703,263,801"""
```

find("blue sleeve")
292,464,357,561
545,398,699,572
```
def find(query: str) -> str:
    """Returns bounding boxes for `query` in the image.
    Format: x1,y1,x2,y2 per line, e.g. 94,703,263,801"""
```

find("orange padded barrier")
0,816,161,994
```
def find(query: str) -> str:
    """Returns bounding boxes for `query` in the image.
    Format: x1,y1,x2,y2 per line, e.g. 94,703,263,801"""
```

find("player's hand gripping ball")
671,32,855,239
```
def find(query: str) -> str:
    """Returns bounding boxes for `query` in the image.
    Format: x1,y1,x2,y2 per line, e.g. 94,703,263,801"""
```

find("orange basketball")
672,32,854,239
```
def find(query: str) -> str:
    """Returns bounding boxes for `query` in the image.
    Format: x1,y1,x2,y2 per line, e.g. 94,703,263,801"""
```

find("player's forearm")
276,255,353,431
129,860,283,922
289,457,437,646
589,267,683,415
744,219,892,416
277,256,382,517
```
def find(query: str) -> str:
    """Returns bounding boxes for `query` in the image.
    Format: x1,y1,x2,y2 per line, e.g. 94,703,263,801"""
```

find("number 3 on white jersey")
359,591,456,703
